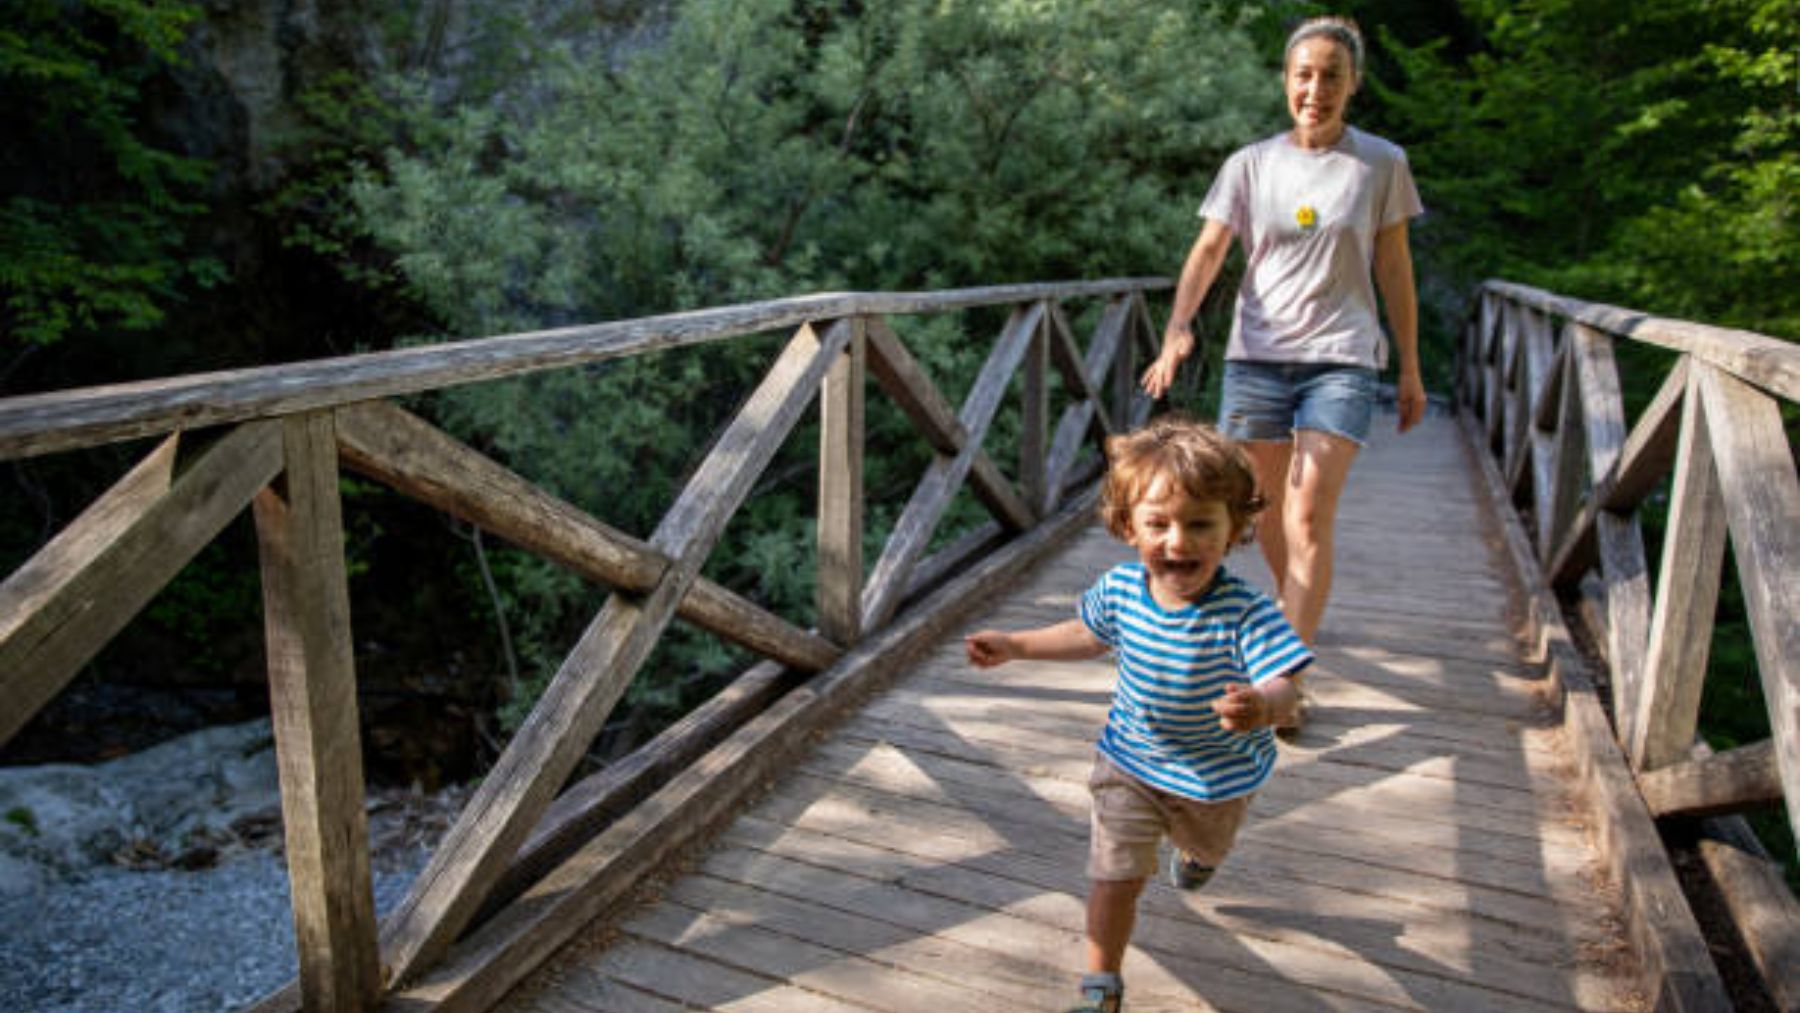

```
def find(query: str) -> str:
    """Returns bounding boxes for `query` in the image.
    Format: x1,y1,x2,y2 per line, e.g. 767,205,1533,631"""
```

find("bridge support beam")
254,411,381,1013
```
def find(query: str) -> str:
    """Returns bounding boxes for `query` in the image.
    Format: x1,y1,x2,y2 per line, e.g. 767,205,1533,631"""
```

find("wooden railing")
0,279,1170,1011
1456,280,1799,1011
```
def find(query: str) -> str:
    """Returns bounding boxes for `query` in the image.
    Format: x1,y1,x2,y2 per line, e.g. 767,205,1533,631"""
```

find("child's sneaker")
1166,848,1215,890
1067,972,1124,1012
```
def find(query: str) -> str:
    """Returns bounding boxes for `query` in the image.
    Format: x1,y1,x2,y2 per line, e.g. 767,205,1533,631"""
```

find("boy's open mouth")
1157,559,1202,575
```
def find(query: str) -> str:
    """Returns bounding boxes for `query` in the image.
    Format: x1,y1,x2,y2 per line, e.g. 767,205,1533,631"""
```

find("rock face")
0,720,280,895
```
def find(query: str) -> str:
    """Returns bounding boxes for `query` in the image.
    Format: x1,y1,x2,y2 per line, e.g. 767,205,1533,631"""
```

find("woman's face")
1285,36,1358,136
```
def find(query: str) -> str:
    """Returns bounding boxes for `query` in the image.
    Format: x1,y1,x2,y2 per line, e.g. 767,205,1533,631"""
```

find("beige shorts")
1087,753,1254,881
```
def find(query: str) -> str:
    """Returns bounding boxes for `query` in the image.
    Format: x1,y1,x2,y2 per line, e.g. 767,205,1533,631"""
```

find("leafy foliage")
347,0,1281,730
0,0,220,349
1375,0,1797,338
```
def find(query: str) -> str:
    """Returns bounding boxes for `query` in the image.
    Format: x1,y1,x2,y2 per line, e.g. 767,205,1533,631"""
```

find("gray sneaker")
1166,849,1215,890
1067,972,1123,1012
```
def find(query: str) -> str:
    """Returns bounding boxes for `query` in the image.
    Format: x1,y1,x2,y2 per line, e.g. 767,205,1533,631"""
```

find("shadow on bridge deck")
495,412,1648,1013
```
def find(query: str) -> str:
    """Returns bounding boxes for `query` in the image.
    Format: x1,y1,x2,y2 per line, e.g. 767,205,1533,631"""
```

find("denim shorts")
1218,360,1378,445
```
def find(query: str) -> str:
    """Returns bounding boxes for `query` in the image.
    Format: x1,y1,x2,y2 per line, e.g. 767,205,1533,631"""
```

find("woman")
1141,15,1425,726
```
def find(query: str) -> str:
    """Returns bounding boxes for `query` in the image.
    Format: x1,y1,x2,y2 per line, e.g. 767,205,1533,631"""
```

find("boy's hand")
1212,683,1270,732
964,631,1017,668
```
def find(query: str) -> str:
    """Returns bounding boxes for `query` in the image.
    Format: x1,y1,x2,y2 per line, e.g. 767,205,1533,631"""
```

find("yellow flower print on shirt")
1296,205,1317,231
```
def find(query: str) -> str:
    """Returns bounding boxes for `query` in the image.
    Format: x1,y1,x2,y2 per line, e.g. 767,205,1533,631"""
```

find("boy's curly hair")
1099,415,1264,543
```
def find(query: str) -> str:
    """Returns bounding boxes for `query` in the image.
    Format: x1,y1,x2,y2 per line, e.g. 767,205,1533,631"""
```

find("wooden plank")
678,844,1567,1013
1485,279,1800,402
1696,837,1800,1012
0,423,280,747
1694,362,1800,852
377,321,853,986
817,320,866,645
253,412,381,1012
1458,407,1734,1013
1542,332,1587,564
1602,356,1688,513
1630,369,1726,771
1546,361,1687,590
1042,300,1125,514
862,317,1034,531
1637,740,1782,818
0,280,1170,462
1018,307,1048,515
721,815,1637,1011
334,401,839,674
1503,308,1536,497
479,661,803,922
861,303,1045,629
1567,325,1653,753
0,434,177,746
1486,299,1512,452
384,489,1100,1012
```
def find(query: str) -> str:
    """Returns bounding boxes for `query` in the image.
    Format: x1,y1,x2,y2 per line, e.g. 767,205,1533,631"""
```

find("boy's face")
1126,473,1235,608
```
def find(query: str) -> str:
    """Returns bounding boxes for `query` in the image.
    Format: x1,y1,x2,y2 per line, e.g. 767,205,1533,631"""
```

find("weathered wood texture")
7,279,1164,1013
1696,837,1800,1013
376,321,856,986
492,411,1659,1013
1461,278,1799,1010
1460,407,1732,1013
0,424,280,748
333,401,841,674
392,490,1103,1012
254,413,381,1012
0,280,1167,461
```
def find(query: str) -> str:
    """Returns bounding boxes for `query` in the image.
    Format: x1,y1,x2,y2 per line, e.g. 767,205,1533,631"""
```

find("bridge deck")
496,413,1648,1012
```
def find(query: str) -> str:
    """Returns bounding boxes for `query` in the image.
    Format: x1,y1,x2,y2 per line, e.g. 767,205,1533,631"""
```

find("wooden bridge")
0,279,1794,1012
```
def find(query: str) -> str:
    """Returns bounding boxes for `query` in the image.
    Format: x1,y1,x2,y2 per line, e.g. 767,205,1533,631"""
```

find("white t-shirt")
1200,126,1424,368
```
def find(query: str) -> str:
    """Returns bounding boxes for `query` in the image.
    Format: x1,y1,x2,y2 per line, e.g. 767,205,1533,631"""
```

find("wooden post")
1570,324,1652,752
1020,303,1049,516
254,411,380,1012
1694,363,1800,854
1113,296,1139,431
817,318,866,646
1631,367,1727,770
1543,331,1587,565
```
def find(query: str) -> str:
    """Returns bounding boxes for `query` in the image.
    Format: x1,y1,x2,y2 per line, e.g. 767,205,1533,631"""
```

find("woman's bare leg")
1278,429,1361,644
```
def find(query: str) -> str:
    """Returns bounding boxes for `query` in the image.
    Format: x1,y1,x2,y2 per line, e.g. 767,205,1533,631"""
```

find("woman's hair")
1284,15,1365,82
1099,415,1264,542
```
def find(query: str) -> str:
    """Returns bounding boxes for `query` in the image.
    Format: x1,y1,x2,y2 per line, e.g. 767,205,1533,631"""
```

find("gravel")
0,850,425,1013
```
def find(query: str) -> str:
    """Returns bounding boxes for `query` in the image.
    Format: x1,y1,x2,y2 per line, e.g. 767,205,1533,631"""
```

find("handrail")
1456,278,1798,1010
0,279,1166,462
0,278,1176,1012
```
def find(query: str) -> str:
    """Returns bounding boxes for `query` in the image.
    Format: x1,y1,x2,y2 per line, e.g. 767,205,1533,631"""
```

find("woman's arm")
1373,219,1426,432
965,619,1108,668
1142,218,1235,399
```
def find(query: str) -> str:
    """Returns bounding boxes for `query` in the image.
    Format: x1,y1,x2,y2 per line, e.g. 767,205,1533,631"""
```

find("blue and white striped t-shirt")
1079,562,1313,801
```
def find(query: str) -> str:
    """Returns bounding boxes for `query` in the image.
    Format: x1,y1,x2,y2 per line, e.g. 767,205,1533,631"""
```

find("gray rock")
0,719,280,878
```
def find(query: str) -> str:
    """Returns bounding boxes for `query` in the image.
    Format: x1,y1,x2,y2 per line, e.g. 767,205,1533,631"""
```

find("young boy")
965,416,1313,1013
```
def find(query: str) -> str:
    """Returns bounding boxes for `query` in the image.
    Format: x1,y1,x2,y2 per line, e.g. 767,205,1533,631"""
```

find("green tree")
1377,0,1797,338
347,0,1282,728
0,0,220,352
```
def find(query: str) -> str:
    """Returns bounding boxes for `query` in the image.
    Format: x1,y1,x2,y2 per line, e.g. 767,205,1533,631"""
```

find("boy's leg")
1081,755,1165,1006
1164,792,1255,891
1085,878,1146,973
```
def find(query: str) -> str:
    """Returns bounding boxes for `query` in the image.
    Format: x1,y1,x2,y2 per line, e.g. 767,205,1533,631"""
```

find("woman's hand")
1396,369,1427,433
1141,326,1196,400
964,631,1018,668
